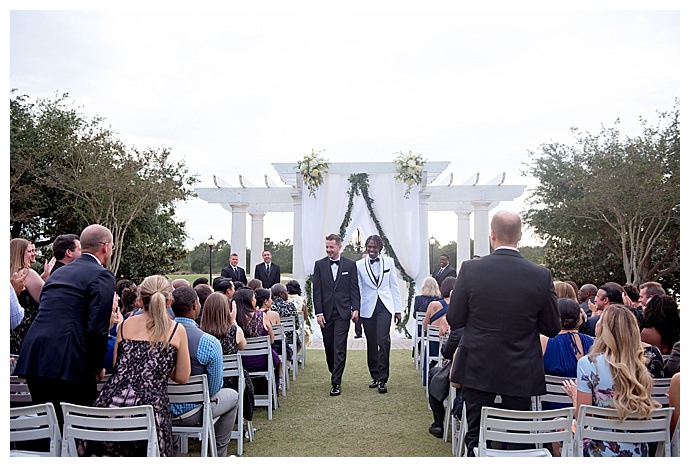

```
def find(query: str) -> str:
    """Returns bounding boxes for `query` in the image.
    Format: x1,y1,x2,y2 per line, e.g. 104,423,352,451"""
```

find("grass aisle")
236,348,453,457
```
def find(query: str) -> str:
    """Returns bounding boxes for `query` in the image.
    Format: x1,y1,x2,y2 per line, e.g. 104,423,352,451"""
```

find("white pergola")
195,161,525,289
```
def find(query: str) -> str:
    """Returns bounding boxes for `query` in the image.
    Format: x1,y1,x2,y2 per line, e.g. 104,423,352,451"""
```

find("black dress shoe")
378,381,388,393
330,384,341,396
428,424,443,438
368,380,379,389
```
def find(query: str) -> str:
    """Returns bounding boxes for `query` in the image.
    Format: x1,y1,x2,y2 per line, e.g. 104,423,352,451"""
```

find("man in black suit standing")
254,250,281,289
312,234,360,397
221,252,248,285
16,224,117,428
447,211,560,455
432,253,456,287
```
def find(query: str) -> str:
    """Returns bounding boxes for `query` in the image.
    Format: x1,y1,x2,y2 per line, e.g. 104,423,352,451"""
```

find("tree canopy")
523,101,680,290
10,91,198,279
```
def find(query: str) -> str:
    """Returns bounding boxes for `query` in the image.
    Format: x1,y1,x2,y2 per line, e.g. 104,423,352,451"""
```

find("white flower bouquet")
296,149,329,197
394,150,425,198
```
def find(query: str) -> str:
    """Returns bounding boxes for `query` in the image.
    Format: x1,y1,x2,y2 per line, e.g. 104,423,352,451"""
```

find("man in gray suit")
312,234,360,396
447,211,560,455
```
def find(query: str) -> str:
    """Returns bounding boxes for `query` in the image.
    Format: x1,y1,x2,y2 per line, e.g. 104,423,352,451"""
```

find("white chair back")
222,353,249,454
534,375,572,410
10,402,62,457
651,377,672,407
280,315,298,380
271,323,288,395
414,314,426,371
168,374,217,457
424,325,442,397
10,375,32,405
60,402,159,457
239,335,278,419
476,406,575,457
574,405,674,457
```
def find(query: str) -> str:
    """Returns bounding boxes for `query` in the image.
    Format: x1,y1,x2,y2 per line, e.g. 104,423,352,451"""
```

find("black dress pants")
361,298,392,383
322,310,350,385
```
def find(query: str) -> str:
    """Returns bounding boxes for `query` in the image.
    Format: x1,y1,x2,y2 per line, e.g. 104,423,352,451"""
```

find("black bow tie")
370,257,380,264
330,259,340,266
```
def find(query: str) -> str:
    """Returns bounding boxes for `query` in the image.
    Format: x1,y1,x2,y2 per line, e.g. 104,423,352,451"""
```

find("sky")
5,1,681,252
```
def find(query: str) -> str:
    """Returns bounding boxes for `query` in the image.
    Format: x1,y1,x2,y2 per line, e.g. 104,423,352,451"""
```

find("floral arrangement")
393,151,425,198
296,149,329,197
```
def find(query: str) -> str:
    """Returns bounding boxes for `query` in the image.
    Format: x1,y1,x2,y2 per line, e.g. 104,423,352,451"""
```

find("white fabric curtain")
300,172,424,338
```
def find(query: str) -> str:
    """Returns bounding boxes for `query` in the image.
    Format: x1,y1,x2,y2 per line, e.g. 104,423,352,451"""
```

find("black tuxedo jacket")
433,265,457,286
16,254,116,384
221,264,247,285
254,262,281,289
447,249,560,397
312,256,360,320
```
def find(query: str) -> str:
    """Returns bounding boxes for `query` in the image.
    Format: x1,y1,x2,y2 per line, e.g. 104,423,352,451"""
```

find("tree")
523,102,680,288
10,91,198,277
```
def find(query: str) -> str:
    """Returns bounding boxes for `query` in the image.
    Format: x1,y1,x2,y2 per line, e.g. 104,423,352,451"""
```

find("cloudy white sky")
6,1,681,251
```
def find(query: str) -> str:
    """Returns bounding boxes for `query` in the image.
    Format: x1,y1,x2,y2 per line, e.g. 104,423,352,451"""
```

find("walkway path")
307,323,413,350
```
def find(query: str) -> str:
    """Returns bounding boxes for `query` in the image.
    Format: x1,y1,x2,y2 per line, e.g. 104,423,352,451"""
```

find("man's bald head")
490,211,522,247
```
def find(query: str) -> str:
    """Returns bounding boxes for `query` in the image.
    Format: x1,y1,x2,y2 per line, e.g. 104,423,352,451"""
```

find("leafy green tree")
523,102,679,288
10,91,198,277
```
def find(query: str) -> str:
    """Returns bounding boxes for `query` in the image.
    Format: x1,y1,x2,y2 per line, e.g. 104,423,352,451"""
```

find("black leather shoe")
368,380,379,389
378,381,388,393
428,424,443,438
330,384,341,396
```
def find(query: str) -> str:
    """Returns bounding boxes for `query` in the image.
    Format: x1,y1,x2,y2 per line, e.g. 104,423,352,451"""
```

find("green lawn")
185,348,453,457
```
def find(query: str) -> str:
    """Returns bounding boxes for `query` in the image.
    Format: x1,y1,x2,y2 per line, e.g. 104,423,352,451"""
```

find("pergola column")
250,212,266,278
455,210,472,263
291,189,305,286
230,203,249,270
472,201,492,257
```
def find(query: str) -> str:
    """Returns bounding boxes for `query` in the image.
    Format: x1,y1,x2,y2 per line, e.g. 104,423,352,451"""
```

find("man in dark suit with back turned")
312,233,361,396
16,224,117,428
221,252,248,285
432,253,456,287
447,211,560,455
254,250,281,289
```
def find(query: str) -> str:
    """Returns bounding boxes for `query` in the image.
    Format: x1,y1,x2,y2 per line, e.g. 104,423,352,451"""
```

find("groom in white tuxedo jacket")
356,234,402,394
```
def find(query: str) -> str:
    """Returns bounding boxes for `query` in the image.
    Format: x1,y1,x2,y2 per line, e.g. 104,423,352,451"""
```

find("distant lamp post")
207,235,216,283
429,236,436,273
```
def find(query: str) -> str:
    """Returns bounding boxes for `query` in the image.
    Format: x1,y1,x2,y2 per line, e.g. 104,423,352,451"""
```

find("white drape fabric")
301,173,423,337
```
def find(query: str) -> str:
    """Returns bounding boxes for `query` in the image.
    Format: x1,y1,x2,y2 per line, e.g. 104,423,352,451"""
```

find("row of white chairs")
447,374,678,457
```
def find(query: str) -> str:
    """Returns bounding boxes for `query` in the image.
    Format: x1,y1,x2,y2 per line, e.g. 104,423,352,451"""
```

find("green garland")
339,173,415,337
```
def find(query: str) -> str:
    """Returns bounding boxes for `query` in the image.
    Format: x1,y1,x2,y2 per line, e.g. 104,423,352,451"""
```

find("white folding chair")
414,314,426,371
476,406,575,457
239,335,278,420
10,402,62,457
96,373,111,394
280,315,298,380
10,375,32,405
574,405,674,457
456,402,469,457
295,313,307,368
670,419,680,457
272,323,288,395
651,377,672,407
444,383,456,444
60,402,159,457
168,374,218,457
222,353,254,454
534,375,572,410
424,325,442,397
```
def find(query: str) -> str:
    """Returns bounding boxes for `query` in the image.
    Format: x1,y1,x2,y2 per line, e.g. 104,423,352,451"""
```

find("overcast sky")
6,2,681,251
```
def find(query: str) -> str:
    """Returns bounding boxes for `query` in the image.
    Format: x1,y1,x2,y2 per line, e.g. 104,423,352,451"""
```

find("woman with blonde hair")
563,303,661,456
85,275,190,456
9,238,55,354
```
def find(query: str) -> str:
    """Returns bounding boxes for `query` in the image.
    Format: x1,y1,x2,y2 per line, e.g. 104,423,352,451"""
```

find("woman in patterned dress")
84,275,191,456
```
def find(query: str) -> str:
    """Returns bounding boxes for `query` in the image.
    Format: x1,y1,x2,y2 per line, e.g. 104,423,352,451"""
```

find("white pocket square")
341,271,349,275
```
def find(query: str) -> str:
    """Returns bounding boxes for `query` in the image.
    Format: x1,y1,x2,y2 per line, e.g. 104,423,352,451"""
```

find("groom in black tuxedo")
312,233,360,396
